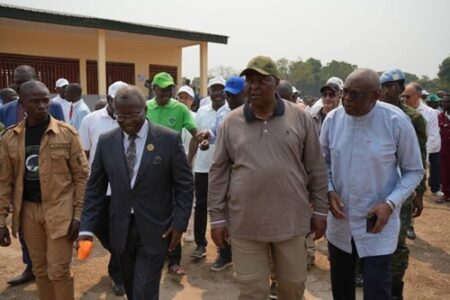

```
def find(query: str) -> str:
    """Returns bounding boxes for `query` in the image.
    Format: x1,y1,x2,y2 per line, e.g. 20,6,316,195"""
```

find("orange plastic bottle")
77,240,93,260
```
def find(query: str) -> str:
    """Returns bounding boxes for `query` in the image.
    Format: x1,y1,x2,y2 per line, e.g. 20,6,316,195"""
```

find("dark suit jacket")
0,99,64,127
80,121,194,255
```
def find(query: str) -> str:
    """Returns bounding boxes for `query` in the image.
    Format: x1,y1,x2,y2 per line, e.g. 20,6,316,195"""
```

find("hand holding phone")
366,213,378,233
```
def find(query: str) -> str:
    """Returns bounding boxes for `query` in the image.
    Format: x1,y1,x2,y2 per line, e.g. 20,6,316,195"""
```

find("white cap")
108,81,128,98
177,85,195,98
55,78,69,88
208,76,226,88
422,89,429,96
327,77,344,91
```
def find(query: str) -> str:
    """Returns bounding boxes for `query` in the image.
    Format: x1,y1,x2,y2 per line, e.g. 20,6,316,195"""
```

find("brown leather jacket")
0,117,89,239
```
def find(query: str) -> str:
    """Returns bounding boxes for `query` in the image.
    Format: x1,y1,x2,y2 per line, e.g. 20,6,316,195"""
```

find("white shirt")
199,96,211,107
79,106,119,195
416,101,441,153
320,101,424,257
181,111,196,154
51,95,71,123
193,103,218,173
70,99,91,130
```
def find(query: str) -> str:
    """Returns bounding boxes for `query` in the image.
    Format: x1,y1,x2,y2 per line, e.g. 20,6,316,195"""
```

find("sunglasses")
321,91,336,98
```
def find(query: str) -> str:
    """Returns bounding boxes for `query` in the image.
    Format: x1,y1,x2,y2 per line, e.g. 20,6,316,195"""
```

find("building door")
86,60,135,94
0,53,79,90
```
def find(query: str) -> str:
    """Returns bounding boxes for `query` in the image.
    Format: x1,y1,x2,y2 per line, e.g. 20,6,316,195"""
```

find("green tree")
438,56,450,88
320,60,357,83
404,72,419,83
276,58,291,81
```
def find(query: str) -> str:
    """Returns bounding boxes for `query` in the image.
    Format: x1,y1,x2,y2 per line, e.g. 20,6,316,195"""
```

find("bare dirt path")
0,191,449,299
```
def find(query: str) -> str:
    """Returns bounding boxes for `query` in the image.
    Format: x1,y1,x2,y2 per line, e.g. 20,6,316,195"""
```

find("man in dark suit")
0,65,64,286
78,85,194,300
0,65,64,128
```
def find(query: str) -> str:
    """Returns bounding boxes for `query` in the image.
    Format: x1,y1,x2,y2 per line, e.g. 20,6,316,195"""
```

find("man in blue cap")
210,76,245,271
380,68,427,300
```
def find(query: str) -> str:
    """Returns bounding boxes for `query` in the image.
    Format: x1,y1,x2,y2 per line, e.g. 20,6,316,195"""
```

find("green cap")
152,72,175,88
240,55,280,79
426,94,441,102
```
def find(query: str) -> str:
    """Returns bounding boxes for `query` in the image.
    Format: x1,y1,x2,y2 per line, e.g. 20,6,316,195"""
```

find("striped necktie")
125,135,137,182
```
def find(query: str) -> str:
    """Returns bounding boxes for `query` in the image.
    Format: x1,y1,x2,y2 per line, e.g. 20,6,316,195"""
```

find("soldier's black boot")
392,281,404,300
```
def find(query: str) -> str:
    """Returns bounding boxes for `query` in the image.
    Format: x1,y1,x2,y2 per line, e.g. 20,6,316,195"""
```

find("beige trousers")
232,235,307,300
21,201,74,300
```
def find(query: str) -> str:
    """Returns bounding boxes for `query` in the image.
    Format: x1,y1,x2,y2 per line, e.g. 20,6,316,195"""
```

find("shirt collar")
72,99,83,108
243,93,285,123
148,98,177,109
123,119,149,141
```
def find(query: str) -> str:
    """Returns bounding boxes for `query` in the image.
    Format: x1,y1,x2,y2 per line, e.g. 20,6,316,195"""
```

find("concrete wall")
0,25,182,98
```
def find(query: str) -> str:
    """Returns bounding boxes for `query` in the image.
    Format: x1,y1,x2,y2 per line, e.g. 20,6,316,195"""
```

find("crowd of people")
0,56,449,300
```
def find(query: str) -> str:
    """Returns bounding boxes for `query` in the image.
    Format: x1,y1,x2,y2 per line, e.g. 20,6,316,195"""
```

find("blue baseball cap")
380,68,405,85
224,76,245,95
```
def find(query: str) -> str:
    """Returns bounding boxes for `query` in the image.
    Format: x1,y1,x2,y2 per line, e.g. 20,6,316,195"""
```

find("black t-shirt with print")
23,118,49,202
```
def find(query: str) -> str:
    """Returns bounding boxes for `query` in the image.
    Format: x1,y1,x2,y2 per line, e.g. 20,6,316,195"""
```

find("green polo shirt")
146,98,196,133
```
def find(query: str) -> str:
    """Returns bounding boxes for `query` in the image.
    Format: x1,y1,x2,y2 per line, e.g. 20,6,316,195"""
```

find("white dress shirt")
51,95,71,123
79,106,119,195
320,101,424,257
193,103,218,173
416,101,441,153
70,99,91,130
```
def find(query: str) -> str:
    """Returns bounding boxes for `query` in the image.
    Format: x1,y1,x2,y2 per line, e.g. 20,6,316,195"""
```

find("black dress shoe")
112,280,125,296
7,266,35,286
406,226,416,240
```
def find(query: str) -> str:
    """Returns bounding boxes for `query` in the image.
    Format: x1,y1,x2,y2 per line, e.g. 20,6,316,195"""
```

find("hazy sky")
2,0,450,80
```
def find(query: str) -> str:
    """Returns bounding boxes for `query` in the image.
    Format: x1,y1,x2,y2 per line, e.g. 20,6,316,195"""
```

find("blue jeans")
328,240,392,300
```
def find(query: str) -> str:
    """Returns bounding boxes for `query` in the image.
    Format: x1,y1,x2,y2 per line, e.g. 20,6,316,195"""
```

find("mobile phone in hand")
366,214,378,233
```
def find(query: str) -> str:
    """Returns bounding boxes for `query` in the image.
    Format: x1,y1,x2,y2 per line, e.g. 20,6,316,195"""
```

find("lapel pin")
147,144,155,152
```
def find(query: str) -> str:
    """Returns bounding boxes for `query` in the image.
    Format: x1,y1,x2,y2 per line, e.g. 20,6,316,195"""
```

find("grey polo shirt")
208,95,329,242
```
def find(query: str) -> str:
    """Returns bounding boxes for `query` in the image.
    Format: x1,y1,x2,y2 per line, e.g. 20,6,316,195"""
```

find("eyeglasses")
342,89,364,100
114,111,145,121
401,94,411,99
209,89,225,95
321,91,337,98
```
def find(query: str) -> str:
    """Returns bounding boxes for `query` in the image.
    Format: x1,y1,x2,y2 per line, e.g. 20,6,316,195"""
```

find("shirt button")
264,121,267,125
264,129,268,133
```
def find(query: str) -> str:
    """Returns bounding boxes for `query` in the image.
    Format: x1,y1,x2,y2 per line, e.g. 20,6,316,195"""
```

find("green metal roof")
0,4,228,44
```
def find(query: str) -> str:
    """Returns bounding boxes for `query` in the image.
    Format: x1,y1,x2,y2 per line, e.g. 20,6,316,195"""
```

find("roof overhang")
0,4,228,45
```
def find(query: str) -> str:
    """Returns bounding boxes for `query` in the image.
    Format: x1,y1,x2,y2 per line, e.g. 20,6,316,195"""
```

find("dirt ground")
0,191,449,300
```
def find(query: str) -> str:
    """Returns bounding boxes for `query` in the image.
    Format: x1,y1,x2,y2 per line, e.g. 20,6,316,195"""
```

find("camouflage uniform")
391,103,427,298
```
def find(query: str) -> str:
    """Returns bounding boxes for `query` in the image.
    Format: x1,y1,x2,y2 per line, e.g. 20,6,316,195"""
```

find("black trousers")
328,240,392,300
428,152,442,193
167,244,182,268
94,196,122,283
194,173,208,247
119,216,165,300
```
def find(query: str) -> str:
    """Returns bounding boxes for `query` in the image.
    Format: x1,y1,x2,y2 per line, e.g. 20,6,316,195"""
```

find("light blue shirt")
70,99,91,130
320,101,424,257
209,102,230,143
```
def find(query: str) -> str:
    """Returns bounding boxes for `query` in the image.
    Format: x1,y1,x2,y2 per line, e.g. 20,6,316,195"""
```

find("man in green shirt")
146,72,199,162
146,72,198,276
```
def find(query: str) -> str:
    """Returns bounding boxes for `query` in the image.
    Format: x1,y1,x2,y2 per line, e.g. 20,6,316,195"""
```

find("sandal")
168,264,186,276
